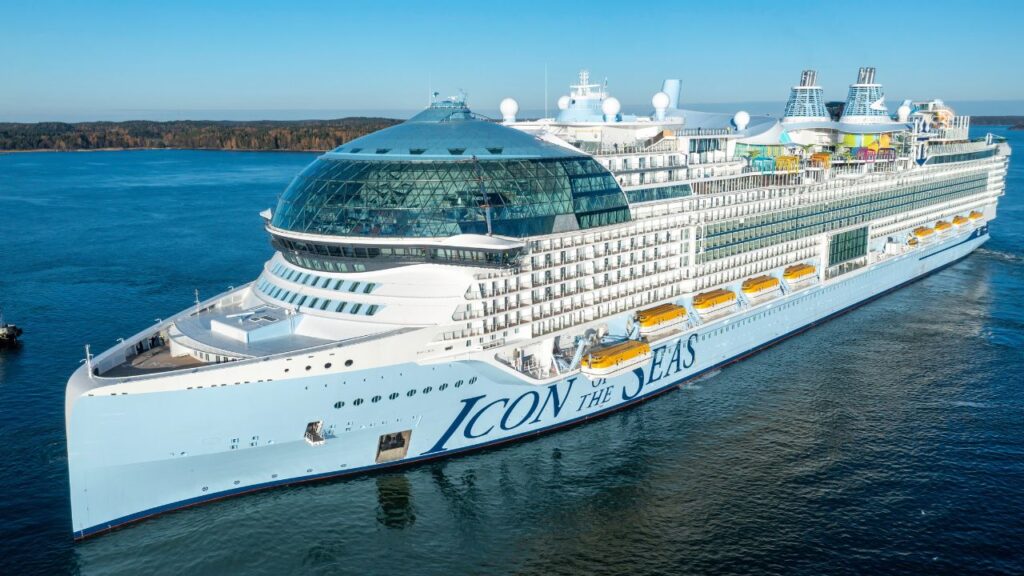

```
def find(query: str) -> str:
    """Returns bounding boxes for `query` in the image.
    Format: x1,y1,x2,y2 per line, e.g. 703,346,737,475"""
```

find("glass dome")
271,101,631,238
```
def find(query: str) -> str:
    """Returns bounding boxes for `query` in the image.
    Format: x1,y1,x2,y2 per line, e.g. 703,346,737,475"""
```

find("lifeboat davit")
783,263,816,283
581,340,652,377
636,303,687,336
741,275,780,298
693,289,736,315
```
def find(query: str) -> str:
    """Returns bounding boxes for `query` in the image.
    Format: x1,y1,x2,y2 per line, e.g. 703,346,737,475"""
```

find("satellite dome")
732,110,750,130
499,97,519,123
652,91,670,110
557,95,571,110
601,97,621,121
897,104,912,122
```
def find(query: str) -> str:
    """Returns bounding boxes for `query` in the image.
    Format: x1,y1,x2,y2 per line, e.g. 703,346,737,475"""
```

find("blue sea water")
0,130,1022,575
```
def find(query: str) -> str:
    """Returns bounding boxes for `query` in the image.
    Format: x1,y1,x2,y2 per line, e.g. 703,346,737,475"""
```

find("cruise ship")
65,67,1010,539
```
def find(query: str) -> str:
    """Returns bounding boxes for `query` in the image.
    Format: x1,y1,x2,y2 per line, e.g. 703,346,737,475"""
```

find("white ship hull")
66,225,988,539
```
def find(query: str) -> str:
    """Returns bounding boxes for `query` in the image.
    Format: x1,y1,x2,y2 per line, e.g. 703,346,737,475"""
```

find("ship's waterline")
66,68,1009,539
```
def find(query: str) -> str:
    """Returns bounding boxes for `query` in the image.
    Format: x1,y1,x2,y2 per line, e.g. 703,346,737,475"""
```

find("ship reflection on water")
376,474,416,529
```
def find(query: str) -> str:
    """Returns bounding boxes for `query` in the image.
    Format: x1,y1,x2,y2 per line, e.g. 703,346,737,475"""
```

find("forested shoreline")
0,118,401,152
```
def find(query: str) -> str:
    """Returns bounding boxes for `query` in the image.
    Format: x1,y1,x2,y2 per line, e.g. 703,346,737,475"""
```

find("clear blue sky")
2,0,1023,121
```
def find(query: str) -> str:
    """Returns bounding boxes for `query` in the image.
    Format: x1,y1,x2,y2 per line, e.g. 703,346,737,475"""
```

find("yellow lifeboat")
908,237,919,247
913,226,934,238
637,303,687,335
969,210,984,221
783,263,816,283
581,340,652,377
935,220,952,232
952,215,969,227
693,289,737,314
741,275,780,297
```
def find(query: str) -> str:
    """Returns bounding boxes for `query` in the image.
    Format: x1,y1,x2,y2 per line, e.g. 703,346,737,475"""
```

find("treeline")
971,116,1024,129
0,118,402,152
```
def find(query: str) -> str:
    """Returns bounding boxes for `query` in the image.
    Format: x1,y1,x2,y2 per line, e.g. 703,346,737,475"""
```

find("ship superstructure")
66,68,1010,539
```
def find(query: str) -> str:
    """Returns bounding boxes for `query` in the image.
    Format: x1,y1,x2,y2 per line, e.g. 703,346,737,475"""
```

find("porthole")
345,359,353,367
439,383,448,391
389,392,399,400
305,365,311,371
468,377,477,384
284,368,290,373
334,401,343,409
371,395,381,403
407,389,416,397
353,398,364,406
325,362,332,369
423,386,432,394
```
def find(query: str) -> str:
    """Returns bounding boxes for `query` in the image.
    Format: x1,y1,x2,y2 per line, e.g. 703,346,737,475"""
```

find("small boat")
636,303,687,336
741,275,780,298
693,288,737,314
969,210,984,221
0,309,23,349
952,215,969,227
913,226,934,238
581,340,652,377
934,220,952,232
908,237,919,247
783,263,816,283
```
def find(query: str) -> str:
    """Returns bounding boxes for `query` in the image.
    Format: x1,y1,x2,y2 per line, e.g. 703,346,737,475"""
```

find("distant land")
0,116,1021,153
0,118,401,153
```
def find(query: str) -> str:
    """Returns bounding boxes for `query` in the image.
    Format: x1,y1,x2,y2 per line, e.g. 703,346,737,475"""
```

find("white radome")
897,104,912,122
601,97,621,119
652,91,670,110
733,110,750,130
557,95,571,110
499,98,519,122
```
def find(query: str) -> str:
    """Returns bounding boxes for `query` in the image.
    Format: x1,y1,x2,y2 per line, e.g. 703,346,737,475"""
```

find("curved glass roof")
271,100,631,239
272,156,630,238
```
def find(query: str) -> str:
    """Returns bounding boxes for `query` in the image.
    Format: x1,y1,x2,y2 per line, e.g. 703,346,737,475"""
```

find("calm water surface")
1,131,1022,575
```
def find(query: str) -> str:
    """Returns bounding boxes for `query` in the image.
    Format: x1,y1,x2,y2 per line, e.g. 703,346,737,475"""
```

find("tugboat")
0,309,23,348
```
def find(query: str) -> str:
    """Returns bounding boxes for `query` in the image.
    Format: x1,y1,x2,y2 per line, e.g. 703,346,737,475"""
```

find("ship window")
468,377,477,384
376,148,390,154
409,148,426,155
349,282,361,292
333,279,344,290
334,401,343,409
487,147,503,155
345,359,353,367
297,296,307,307
363,283,375,293
366,305,379,316
349,148,362,153
448,148,465,155
325,362,332,369
309,298,319,308
335,302,347,313
350,304,362,314
454,379,464,388
407,389,416,397
389,392,399,400
320,277,331,288
423,386,432,394
353,398,363,406
439,383,448,391
372,395,381,403
320,299,331,310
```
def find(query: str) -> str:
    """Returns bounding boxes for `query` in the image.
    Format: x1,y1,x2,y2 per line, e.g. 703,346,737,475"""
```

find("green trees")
0,118,400,152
